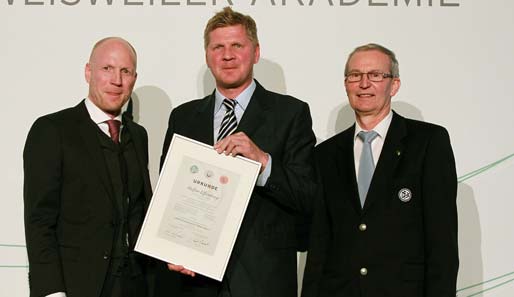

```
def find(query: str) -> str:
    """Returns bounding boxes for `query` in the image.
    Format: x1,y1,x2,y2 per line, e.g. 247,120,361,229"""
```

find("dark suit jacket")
301,111,458,297
156,81,316,297
23,100,152,297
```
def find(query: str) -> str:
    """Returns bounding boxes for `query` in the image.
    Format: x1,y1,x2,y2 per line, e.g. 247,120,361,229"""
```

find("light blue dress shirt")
213,80,272,187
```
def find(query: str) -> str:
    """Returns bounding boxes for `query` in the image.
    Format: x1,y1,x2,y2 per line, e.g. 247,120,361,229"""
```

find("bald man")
24,37,152,297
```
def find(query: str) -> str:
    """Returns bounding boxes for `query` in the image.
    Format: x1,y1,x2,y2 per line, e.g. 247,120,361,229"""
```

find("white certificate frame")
135,134,261,281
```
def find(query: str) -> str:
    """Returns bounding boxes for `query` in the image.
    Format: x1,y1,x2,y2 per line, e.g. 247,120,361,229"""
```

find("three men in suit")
301,43,459,297
24,37,152,297
155,6,316,297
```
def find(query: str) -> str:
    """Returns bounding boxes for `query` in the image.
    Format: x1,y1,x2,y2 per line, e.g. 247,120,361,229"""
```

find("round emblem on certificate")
205,170,214,178
190,165,199,174
220,176,229,184
398,188,412,202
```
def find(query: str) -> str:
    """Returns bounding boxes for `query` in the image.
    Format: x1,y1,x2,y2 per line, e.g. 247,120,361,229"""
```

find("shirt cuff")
46,293,66,297
256,154,272,187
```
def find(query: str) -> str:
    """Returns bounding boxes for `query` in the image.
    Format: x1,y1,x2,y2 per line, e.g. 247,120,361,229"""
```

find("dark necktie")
357,130,379,208
106,119,121,144
217,99,237,141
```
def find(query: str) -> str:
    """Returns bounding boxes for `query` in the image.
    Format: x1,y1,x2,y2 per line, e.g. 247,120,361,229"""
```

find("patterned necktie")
105,119,121,144
217,99,237,141
357,130,379,208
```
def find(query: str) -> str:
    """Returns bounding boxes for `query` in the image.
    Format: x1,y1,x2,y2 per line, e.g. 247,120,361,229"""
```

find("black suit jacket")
23,101,152,297
301,111,458,297
156,81,316,297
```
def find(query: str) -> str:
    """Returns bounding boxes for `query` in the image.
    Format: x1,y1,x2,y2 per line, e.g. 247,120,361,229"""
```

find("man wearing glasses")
301,43,459,297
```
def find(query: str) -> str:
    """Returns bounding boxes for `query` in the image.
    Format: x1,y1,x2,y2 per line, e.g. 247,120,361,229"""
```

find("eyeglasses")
345,71,394,83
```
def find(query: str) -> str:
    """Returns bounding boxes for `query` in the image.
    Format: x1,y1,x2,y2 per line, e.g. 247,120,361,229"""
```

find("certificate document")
135,134,261,281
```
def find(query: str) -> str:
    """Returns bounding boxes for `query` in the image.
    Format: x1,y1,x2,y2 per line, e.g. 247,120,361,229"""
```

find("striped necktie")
217,99,237,141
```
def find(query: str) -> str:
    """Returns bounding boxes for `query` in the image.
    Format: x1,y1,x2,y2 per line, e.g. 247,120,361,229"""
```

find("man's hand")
214,132,269,172
167,263,196,277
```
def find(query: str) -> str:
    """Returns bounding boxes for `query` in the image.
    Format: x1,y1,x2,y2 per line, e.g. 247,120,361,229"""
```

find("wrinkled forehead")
209,25,251,42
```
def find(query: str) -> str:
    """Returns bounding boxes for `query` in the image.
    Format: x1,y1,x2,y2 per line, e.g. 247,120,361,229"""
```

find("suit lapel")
334,127,362,215
235,81,270,138
75,101,116,204
123,114,152,205
192,94,215,145
363,112,406,212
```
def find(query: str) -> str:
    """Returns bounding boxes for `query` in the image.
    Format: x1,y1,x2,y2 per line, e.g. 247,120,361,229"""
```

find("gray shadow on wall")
254,59,287,94
198,64,215,98
392,101,424,121
456,182,483,296
197,58,287,97
326,102,354,137
131,86,173,190
326,100,425,137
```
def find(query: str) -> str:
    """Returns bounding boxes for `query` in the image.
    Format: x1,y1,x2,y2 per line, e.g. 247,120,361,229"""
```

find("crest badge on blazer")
398,188,412,202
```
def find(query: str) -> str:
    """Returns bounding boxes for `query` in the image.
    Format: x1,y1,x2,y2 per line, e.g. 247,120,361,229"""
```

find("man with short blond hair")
155,7,316,297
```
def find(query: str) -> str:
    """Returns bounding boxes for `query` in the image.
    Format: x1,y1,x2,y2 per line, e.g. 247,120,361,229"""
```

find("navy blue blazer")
302,111,458,297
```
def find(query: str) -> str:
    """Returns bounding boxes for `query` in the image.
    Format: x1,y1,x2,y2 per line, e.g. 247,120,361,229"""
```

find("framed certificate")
135,134,261,281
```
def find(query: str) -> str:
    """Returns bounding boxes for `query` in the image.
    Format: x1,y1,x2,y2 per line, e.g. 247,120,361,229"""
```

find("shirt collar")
354,110,393,141
214,80,256,114
84,97,123,125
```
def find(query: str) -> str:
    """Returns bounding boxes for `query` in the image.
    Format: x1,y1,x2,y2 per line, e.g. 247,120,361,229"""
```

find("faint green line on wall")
466,276,514,297
458,153,514,183
455,152,514,295
458,270,514,292
0,244,25,248
0,244,28,268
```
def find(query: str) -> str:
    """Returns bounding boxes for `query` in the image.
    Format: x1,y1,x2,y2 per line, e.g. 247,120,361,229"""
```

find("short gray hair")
344,43,399,78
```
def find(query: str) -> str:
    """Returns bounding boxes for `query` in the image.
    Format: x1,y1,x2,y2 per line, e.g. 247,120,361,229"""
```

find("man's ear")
253,43,260,65
85,63,91,83
390,78,401,97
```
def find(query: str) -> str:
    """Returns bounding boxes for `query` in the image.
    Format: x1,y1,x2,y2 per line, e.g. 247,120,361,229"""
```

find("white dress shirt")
353,110,393,177
84,97,123,141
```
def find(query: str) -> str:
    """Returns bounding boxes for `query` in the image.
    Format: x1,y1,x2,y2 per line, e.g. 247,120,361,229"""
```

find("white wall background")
1,1,513,296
